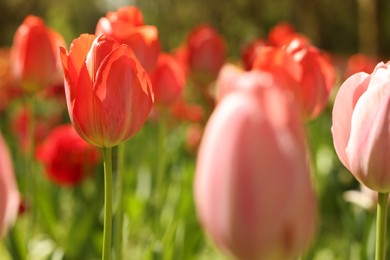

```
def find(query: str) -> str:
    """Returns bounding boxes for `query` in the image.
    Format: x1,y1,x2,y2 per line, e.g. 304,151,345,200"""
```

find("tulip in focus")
0,132,20,238
332,61,390,193
96,6,160,73
36,125,100,187
195,71,316,259
150,53,185,106
60,34,154,148
10,15,65,93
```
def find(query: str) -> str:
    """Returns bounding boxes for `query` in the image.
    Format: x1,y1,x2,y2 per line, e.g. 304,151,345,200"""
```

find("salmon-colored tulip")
60,34,154,148
150,53,185,106
96,6,160,73
332,61,390,193
10,15,65,93
186,24,226,84
253,36,335,119
0,132,20,238
195,71,316,259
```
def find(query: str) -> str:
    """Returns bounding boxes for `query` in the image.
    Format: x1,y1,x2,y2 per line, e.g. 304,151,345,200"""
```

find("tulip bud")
332,61,390,193
10,15,65,93
60,34,154,148
96,6,160,73
150,53,186,106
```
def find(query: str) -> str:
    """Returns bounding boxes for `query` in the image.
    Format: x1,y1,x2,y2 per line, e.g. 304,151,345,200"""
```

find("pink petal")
331,72,370,170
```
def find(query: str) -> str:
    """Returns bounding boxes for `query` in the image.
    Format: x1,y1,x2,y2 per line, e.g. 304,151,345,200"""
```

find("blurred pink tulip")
10,15,65,93
150,53,185,106
96,6,160,73
0,132,20,238
215,63,244,102
60,34,154,148
195,71,316,259
332,61,390,193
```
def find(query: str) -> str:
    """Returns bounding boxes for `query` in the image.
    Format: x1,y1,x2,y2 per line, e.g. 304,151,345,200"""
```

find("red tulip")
344,53,377,79
36,125,100,186
10,15,65,93
195,71,316,259
267,22,297,47
0,132,20,238
241,38,267,70
186,24,226,84
332,61,390,193
60,34,154,148
150,53,185,106
96,6,160,73
253,36,335,119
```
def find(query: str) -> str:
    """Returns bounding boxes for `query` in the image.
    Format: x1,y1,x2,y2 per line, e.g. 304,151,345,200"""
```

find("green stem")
156,110,168,202
375,192,389,260
114,144,125,260
102,147,113,260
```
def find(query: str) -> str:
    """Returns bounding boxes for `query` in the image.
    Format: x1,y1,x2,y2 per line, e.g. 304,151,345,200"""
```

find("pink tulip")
215,63,244,102
195,71,316,259
150,53,185,106
60,34,154,148
96,6,160,73
332,61,390,193
10,15,65,93
0,132,20,238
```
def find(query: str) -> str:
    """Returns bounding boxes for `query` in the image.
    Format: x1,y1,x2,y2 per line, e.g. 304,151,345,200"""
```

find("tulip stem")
375,192,389,260
102,147,113,260
114,144,125,260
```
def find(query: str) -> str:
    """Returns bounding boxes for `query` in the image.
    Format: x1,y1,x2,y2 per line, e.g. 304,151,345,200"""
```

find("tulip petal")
331,72,370,170
93,45,153,147
346,68,390,192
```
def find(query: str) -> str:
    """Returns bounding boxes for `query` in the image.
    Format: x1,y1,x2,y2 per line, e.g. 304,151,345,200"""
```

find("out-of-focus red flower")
150,53,186,106
96,6,160,73
10,15,65,93
60,34,154,148
194,71,316,259
241,38,267,70
0,48,22,112
170,98,204,123
253,35,335,119
11,106,62,153
267,22,297,47
0,132,20,238
185,24,226,85
36,125,100,186
344,54,377,79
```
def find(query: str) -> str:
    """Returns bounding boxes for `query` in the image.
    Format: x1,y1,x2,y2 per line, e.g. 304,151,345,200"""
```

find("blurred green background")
1,0,390,58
